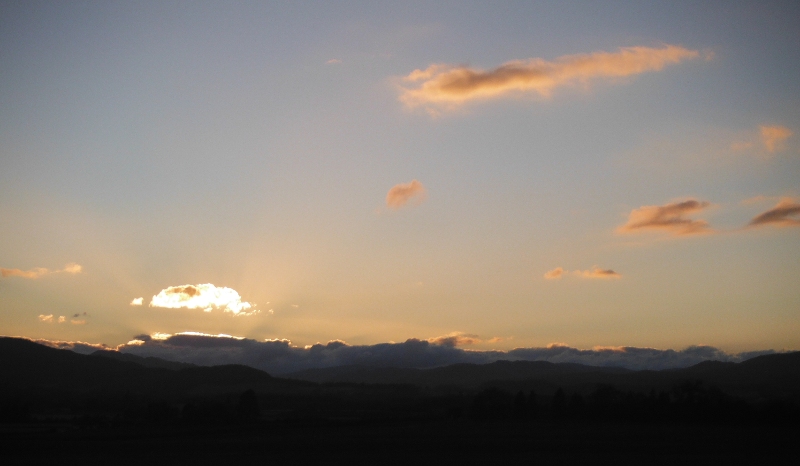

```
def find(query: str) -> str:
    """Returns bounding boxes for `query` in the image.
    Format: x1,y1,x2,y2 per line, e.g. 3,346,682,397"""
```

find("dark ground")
2,418,796,465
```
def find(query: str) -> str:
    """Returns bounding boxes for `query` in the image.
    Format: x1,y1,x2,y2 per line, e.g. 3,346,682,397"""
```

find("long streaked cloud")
760,125,793,153
1,262,82,279
545,266,621,280
148,284,259,316
399,45,702,112
617,199,712,236
748,197,800,227
73,333,780,373
386,179,427,209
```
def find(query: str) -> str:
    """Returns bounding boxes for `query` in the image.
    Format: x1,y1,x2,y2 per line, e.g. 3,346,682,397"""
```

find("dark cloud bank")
78,334,783,375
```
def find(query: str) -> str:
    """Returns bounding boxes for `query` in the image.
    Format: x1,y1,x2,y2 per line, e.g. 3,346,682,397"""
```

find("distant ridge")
89,349,197,370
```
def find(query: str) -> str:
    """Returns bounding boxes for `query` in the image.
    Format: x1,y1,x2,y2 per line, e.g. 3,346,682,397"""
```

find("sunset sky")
1,1,798,367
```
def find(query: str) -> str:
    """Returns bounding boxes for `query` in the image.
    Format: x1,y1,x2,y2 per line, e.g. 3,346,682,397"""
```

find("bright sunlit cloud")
386,179,427,209
748,197,800,227
760,125,793,153
130,297,143,306
1,262,83,279
399,45,702,112
149,284,259,316
38,314,53,323
617,199,712,236
427,332,481,347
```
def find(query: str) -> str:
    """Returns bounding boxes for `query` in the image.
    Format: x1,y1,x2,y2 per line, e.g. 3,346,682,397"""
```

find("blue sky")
1,1,798,359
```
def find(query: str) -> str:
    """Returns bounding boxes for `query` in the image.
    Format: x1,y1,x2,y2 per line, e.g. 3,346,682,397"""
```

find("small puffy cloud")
617,199,712,236
130,297,143,306
543,267,565,279
760,125,792,153
427,332,481,347
386,179,427,209
748,197,800,227
399,45,702,112
38,314,54,323
1,263,82,279
149,284,259,316
577,267,621,279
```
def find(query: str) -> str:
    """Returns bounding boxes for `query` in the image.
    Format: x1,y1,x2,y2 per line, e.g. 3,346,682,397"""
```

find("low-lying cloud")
748,197,800,227
26,333,762,374
617,199,712,236
148,284,258,316
386,179,427,209
399,45,702,113
1,263,82,279
427,332,482,347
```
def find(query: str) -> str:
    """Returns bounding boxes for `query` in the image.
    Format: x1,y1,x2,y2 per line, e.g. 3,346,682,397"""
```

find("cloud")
617,199,712,236
427,332,481,347
577,267,621,279
386,179,427,209
22,337,111,355
326,58,341,65
399,45,702,112
149,284,259,316
58,316,66,323
760,125,792,153
105,333,780,373
544,267,564,280
545,266,621,280
1,263,82,279
130,297,143,306
38,314,53,323
748,197,800,227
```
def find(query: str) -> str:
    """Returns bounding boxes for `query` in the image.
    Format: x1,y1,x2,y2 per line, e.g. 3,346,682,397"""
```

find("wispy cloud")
149,284,259,316
326,58,341,65
577,267,621,279
38,314,53,323
386,179,427,209
748,197,800,227
544,267,565,280
617,199,712,236
1,262,82,279
545,266,621,280
399,45,702,113
760,125,793,153
427,332,481,347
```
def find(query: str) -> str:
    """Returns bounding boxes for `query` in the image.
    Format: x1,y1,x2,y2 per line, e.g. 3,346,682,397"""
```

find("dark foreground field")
2,418,797,465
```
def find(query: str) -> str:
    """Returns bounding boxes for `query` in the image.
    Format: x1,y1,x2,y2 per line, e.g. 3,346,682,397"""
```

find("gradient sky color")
1,1,799,355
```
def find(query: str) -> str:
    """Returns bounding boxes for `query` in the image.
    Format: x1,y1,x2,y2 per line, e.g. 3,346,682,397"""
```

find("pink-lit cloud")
748,197,800,227
760,125,793,153
399,45,702,112
149,284,259,316
617,199,712,236
1,263,82,279
386,179,427,209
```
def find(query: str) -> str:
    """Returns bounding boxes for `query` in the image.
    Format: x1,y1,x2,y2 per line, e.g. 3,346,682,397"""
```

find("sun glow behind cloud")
399,45,703,113
148,284,259,316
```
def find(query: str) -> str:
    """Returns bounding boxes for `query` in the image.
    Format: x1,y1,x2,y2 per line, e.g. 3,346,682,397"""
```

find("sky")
1,1,799,370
